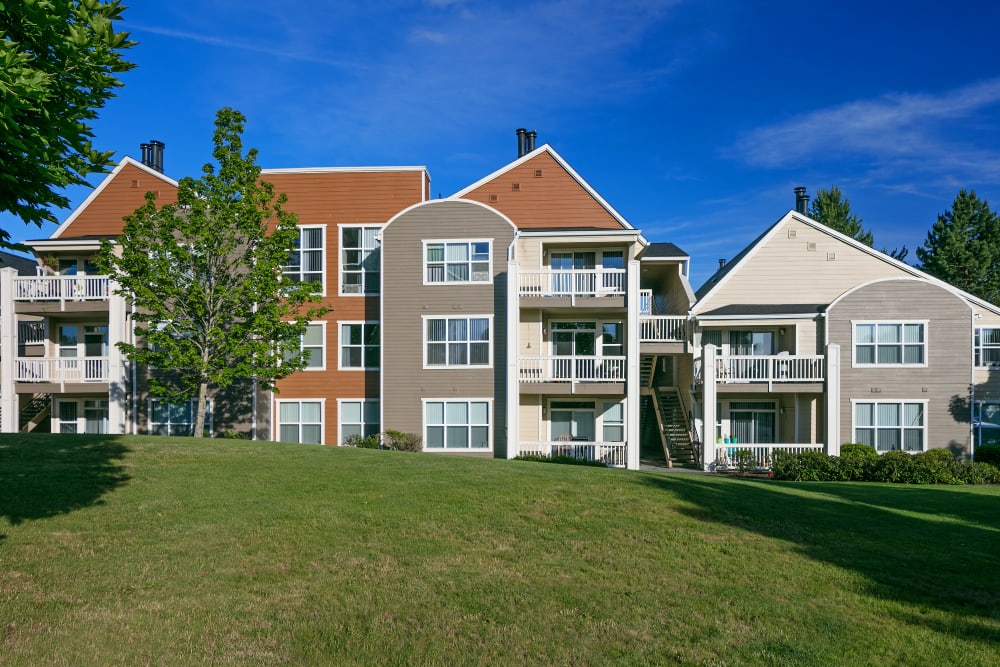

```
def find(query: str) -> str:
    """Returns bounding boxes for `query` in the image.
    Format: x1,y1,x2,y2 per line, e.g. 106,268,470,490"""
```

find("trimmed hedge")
772,445,1000,484
975,445,1000,466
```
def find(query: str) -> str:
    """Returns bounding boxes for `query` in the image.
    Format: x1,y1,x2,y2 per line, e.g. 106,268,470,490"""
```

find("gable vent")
787,229,797,239
827,252,837,261
489,194,499,203
806,242,817,251
511,183,520,192
534,169,543,178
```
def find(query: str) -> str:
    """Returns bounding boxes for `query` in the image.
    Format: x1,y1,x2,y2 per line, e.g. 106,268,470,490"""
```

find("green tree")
0,0,135,249
99,108,326,437
810,185,874,246
916,189,1000,304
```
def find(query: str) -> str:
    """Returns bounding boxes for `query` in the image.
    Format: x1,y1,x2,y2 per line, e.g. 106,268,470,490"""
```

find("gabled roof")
693,209,1000,318
51,157,179,239
451,144,634,230
0,251,39,275
640,242,688,260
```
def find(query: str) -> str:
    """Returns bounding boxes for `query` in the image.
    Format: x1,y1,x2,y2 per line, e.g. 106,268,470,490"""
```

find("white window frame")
340,224,383,296
545,398,626,443
851,399,928,453
283,224,327,296
422,239,493,285
422,315,493,369
275,398,325,445
337,398,380,445
975,327,1000,368
422,398,492,451
149,398,213,437
338,321,380,371
852,320,928,368
288,321,326,371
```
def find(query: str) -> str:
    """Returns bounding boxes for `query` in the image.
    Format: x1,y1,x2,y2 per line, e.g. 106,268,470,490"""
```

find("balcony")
15,357,109,383
519,440,628,467
520,355,626,384
519,269,626,299
697,354,825,387
12,276,110,312
639,316,687,343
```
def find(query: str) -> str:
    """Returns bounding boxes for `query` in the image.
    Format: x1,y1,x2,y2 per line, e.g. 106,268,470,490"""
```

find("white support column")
626,260,640,470
825,343,841,455
701,344,717,471
107,281,129,434
0,269,17,433
506,260,520,459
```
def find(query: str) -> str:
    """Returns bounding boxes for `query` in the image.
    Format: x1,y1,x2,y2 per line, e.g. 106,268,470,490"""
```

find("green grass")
2,434,999,666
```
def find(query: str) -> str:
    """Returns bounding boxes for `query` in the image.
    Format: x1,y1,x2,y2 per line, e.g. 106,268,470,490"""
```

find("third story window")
284,227,324,289
975,327,1000,368
855,322,925,365
341,226,381,294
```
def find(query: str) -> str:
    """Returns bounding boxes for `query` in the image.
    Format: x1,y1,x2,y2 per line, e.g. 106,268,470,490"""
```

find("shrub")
343,433,382,449
513,454,607,467
382,430,422,452
836,443,879,481
963,461,1000,484
771,450,836,481
975,445,1000,466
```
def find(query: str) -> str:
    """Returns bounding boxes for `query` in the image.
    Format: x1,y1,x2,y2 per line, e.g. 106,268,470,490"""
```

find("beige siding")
519,398,544,442
828,279,974,454
381,200,516,455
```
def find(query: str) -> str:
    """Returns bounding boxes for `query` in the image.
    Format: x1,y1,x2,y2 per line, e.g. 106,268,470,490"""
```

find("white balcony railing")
13,275,110,302
639,316,687,343
520,441,628,467
712,443,825,470
15,357,109,383
519,269,626,298
17,320,46,345
519,355,627,383
714,355,825,383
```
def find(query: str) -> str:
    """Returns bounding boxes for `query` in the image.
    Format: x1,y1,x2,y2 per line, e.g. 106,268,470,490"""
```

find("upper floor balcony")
639,288,687,346
12,275,110,312
696,353,825,390
15,357,109,384
518,268,627,308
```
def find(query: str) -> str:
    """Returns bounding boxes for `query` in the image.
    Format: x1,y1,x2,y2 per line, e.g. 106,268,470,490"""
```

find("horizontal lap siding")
58,163,178,237
828,280,973,454
382,201,515,454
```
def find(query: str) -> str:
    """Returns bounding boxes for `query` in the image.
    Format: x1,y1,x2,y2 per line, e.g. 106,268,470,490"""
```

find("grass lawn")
1,434,999,666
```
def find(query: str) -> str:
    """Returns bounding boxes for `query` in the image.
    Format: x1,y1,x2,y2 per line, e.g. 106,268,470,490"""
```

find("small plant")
382,430,422,452
343,433,382,449
836,443,879,481
771,450,836,481
734,449,757,474
513,454,607,467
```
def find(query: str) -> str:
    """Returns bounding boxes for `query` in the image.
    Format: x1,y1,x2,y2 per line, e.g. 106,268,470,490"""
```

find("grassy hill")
2,434,999,665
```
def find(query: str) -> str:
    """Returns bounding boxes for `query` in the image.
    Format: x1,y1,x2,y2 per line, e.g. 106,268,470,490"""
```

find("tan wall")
828,279,974,454
519,398,544,442
381,200,516,455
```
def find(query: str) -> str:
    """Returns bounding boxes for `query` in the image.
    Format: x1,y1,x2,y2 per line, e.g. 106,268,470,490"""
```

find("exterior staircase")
655,388,699,468
640,355,655,388
19,393,51,433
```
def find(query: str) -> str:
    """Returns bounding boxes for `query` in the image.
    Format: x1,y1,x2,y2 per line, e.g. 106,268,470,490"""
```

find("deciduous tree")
99,108,325,436
1,0,135,249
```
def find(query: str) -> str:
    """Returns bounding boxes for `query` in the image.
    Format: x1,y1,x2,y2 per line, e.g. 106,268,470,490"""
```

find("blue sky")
7,0,1000,288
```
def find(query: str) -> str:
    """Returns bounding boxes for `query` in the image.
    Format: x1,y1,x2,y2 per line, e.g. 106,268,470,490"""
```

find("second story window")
425,316,491,367
854,322,926,366
425,241,491,284
341,226,381,295
284,227,325,293
975,327,1000,368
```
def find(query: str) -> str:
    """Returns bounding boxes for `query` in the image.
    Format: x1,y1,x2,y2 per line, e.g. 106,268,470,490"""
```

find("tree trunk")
193,381,208,437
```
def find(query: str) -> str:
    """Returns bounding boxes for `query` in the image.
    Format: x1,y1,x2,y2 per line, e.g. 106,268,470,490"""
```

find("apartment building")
2,133,995,469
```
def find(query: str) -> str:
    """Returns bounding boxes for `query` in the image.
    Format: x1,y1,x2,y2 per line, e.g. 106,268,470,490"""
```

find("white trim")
850,398,929,453
422,314,494,369
696,313,824,321
450,144,635,230
851,320,929,368
336,398,380,445
422,398,493,452
518,229,641,238
422,238,494,285
51,157,179,239
338,223,383,297
274,398,326,445
148,397,213,437
337,320,379,371
382,198,519,234
974,326,1000,369
261,166,427,175
284,224,327,296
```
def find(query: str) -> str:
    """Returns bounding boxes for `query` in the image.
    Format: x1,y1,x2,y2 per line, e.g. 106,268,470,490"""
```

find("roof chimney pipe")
149,140,165,173
718,258,727,270
526,129,536,153
794,186,809,215
140,142,151,167
516,128,527,158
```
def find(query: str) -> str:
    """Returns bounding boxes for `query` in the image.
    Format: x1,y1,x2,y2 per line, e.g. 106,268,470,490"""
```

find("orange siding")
58,163,178,238
461,153,625,230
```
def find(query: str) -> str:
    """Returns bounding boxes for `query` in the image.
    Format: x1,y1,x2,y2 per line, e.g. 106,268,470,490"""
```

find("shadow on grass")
640,475,1000,643
0,434,131,526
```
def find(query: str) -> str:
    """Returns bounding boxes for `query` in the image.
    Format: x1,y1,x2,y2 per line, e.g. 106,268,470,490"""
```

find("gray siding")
381,200,516,456
828,279,974,455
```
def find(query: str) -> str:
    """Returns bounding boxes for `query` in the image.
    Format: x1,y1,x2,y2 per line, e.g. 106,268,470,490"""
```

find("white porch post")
107,281,129,434
701,344,717,471
0,269,17,433
626,259,640,470
506,260,520,459
825,343,841,455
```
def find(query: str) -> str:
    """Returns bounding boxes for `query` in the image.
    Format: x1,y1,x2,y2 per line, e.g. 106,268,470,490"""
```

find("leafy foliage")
382,430,423,452
975,445,1000,466
772,446,1000,484
0,0,135,249
917,189,1000,304
810,186,873,246
99,108,325,436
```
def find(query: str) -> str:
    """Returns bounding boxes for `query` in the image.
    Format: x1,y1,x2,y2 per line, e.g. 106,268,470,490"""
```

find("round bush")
975,445,1000,466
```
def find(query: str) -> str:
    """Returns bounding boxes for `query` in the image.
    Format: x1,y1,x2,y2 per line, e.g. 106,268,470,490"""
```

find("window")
278,400,324,444
340,322,379,369
854,401,925,452
425,316,491,367
341,226,381,294
338,399,380,444
285,322,325,370
150,399,212,436
425,400,490,450
729,330,774,356
425,241,491,284
975,328,1000,368
854,322,925,366
975,402,1000,447
284,226,325,292
602,402,625,442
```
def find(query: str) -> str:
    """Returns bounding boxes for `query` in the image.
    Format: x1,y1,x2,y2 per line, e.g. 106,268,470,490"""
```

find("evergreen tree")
917,189,1000,304
99,108,326,436
810,186,874,246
